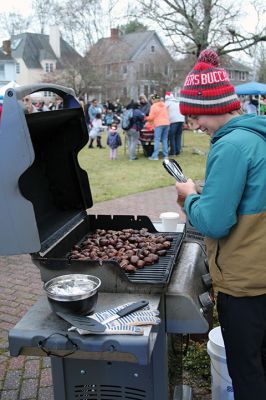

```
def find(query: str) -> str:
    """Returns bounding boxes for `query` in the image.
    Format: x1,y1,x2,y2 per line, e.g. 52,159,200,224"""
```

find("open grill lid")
0,84,93,255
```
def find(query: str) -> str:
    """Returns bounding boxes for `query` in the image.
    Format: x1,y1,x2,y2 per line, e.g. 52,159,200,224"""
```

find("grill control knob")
199,291,214,314
201,273,212,290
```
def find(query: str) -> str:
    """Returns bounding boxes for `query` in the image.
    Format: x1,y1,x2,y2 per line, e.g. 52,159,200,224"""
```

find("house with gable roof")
8,26,82,99
222,56,252,85
85,28,175,102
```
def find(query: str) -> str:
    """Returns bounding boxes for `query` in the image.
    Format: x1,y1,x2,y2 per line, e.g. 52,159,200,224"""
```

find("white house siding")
4,61,16,82
15,58,29,85
16,58,45,86
0,61,16,86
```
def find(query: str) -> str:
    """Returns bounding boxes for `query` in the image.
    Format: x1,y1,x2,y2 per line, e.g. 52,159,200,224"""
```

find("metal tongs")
162,159,187,183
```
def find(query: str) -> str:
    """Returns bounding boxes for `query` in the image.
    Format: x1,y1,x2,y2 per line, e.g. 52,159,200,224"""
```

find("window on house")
45,63,54,73
123,87,127,96
164,65,169,75
151,45,155,52
228,70,234,80
123,65,127,74
16,63,20,74
106,64,111,75
11,38,21,50
239,71,246,81
145,64,149,75
150,64,154,74
44,91,53,97
139,63,144,78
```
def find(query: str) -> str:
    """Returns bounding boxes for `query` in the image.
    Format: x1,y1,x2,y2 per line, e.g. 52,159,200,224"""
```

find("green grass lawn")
78,129,210,203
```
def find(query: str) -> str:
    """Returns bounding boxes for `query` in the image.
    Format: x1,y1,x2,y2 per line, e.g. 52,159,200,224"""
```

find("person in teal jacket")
176,49,266,400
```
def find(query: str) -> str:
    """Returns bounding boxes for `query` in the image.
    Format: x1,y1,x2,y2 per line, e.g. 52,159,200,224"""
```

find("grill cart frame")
0,84,212,400
9,294,169,400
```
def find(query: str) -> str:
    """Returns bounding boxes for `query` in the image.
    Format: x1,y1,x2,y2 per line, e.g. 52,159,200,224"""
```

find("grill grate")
34,218,185,287
124,232,184,284
74,384,147,399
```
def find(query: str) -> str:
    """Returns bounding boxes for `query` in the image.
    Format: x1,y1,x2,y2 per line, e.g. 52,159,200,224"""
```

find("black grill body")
32,214,184,291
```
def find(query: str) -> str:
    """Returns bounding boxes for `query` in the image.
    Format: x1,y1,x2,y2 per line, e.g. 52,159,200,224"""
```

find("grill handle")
8,83,80,109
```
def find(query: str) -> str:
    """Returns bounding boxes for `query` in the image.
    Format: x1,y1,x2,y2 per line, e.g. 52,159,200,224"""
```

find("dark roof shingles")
11,32,80,68
87,31,162,64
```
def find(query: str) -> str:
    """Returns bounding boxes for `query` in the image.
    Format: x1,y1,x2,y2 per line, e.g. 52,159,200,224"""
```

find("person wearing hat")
145,94,170,160
175,49,266,400
139,94,151,116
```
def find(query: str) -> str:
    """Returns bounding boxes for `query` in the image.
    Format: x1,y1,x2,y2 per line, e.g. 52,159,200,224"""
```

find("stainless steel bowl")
44,274,101,315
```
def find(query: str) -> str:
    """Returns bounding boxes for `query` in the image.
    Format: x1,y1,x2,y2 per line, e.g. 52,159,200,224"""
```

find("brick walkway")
0,186,185,400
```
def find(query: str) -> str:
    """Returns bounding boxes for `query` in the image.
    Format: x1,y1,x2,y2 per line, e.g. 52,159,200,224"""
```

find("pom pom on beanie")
197,49,219,67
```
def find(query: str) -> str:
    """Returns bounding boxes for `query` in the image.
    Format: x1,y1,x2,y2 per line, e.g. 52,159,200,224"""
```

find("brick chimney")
49,25,61,58
2,40,11,56
110,28,119,40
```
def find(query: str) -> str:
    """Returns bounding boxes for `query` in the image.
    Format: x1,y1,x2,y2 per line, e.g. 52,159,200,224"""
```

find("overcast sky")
0,0,32,16
0,0,129,43
0,0,262,63
0,0,260,31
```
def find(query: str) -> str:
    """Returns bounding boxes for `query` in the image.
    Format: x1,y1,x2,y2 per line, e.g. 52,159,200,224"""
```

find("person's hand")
176,193,186,208
175,178,197,206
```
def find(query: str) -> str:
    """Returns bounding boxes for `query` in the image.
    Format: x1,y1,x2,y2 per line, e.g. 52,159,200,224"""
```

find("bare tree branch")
136,0,266,58
0,12,32,39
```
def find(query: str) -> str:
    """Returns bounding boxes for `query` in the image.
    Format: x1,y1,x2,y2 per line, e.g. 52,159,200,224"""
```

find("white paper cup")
159,212,180,232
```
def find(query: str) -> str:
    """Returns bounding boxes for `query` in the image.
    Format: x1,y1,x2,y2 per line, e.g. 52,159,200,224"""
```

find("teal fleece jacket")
184,114,266,239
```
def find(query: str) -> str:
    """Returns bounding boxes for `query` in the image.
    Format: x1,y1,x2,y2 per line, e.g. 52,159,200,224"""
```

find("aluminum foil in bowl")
44,274,101,315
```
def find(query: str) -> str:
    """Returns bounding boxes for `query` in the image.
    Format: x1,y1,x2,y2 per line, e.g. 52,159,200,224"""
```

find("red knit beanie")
180,49,240,115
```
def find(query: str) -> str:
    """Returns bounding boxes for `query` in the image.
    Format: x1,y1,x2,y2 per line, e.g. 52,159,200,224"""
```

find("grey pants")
126,128,139,160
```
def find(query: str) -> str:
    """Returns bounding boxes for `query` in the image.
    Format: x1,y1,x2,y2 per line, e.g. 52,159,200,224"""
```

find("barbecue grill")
0,84,213,400
139,129,154,157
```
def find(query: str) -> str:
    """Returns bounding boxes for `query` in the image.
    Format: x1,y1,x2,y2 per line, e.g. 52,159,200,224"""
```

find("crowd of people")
84,92,186,161
84,88,266,163
19,96,64,114
16,86,265,166
241,95,266,115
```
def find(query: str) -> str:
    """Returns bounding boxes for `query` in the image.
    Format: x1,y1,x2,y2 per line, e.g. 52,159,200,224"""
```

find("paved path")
0,186,186,400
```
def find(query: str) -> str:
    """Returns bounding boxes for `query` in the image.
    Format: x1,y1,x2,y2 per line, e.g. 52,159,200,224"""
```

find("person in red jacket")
145,94,170,160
